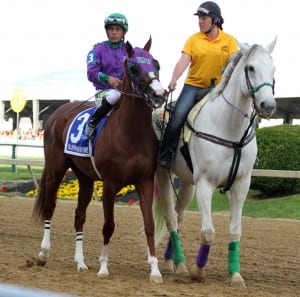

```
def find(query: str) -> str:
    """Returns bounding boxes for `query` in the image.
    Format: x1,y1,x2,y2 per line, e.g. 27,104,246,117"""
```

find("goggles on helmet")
197,7,210,15
105,16,127,26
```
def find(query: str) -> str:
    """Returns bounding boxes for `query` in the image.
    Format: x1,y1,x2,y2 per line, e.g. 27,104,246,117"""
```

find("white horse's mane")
210,50,243,100
210,44,266,101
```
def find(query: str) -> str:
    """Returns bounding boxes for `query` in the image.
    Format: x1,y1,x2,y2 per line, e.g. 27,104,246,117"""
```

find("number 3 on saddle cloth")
64,107,108,157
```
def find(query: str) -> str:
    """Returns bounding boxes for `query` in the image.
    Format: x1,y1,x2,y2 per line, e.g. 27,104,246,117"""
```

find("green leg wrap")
170,231,185,266
228,241,240,275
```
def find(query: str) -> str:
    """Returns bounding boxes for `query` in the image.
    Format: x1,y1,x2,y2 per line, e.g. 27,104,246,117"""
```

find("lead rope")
88,140,102,180
158,91,179,197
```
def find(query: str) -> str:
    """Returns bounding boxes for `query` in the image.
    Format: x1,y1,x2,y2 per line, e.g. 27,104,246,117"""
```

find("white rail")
251,169,300,178
0,158,44,189
0,157,299,194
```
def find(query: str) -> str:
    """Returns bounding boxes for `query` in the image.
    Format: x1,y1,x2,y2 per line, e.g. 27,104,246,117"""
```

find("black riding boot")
85,98,112,139
158,127,180,169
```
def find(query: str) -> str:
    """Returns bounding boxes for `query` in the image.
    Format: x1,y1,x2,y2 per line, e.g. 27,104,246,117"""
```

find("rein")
118,88,143,98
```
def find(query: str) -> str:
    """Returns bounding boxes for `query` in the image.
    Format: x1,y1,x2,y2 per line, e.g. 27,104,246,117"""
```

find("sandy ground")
0,195,299,297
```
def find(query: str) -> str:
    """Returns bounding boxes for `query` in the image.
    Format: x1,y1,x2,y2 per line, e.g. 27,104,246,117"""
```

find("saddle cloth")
183,93,210,142
64,107,107,157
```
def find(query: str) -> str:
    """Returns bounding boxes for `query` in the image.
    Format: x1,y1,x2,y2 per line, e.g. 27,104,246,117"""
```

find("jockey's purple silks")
196,243,210,267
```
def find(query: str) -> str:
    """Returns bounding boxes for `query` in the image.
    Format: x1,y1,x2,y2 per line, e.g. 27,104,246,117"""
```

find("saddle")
153,92,211,172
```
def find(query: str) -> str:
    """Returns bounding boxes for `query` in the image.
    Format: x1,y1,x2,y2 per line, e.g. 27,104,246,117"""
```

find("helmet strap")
204,24,215,34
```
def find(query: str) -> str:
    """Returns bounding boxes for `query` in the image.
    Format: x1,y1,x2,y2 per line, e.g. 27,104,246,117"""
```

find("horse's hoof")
190,264,205,282
165,259,175,274
175,262,190,283
150,274,163,284
76,260,89,272
230,272,246,288
36,257,46,267
97,272,110,278
77,265,89,272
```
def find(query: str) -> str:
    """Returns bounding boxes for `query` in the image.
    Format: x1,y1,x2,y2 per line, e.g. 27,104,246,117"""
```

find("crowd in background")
0,129,44,141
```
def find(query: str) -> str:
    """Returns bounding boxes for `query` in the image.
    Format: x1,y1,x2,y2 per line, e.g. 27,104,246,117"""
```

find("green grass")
0,165,43,180
0,165,299,220
188,190,300,220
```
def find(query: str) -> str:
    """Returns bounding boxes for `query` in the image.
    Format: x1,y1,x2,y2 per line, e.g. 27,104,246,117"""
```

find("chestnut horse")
32,37,167,283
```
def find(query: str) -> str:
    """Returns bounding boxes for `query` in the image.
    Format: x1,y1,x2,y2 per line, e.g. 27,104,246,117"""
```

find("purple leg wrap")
164,237,173,260
196,243,210,268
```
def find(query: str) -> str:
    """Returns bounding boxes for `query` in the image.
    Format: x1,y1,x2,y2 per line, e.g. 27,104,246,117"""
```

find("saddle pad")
64,107,107,157
183,93,210,143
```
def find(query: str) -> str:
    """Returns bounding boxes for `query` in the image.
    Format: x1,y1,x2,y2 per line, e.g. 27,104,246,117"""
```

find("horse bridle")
136,72,168,108
244,66,275,99
117,71,167,110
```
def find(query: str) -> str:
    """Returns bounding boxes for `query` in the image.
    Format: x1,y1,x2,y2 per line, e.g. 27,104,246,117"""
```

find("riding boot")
158,126,181,169
85,98,113,139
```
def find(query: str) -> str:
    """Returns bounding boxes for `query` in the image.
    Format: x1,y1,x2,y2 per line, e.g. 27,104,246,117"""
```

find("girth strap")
186,112,256,193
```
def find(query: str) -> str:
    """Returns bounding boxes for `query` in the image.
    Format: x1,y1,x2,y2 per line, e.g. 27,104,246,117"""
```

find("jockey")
85,13,129,139
158,1,238,169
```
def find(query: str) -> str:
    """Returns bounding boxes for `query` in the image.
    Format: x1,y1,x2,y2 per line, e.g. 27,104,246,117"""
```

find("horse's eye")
248,65,255,72
153,59,160,71
129,63,141,77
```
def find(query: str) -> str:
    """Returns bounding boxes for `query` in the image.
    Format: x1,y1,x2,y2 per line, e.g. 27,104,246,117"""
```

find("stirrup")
158,151,173,169
85,123,96,139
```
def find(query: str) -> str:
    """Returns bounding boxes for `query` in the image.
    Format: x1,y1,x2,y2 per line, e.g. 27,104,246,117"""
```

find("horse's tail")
153,198,168,246
152,178,168,246
32,171,47,224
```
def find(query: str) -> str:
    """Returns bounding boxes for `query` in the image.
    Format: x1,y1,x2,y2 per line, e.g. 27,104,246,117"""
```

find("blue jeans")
159,84,211,157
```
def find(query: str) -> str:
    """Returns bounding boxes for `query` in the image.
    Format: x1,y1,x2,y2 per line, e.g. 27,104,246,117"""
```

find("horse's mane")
210,44,266,101
210,50,243,100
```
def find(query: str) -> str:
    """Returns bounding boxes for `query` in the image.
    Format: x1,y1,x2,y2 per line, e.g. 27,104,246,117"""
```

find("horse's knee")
200,229,215,244
144,223,155,237
103,222,115,243
74,214,86,232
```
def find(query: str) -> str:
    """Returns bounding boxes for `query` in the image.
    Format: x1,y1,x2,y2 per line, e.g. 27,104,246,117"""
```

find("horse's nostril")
260,100,276,117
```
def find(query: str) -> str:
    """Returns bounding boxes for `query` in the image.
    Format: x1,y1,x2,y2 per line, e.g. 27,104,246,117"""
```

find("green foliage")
0,165,43,180
188,190,300,220
251,124,300,195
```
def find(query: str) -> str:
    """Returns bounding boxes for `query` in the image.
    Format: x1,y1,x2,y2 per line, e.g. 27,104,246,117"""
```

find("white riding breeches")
95,89,121,107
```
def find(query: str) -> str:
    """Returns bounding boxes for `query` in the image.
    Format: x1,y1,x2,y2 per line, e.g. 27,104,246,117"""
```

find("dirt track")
0,195,299,297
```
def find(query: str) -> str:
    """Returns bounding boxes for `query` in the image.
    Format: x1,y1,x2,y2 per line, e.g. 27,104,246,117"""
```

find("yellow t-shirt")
183,29,238,88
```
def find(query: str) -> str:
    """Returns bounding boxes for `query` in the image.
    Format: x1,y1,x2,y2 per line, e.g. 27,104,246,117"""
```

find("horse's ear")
126,41,134,57
237,40,250,54
265,36,277,54
144,36,152,52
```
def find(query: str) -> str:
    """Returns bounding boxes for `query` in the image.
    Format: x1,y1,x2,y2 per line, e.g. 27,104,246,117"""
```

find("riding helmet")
194,1,224,28
104,13,128,33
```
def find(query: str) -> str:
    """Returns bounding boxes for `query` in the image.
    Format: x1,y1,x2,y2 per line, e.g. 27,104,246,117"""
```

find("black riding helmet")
194,1,224,30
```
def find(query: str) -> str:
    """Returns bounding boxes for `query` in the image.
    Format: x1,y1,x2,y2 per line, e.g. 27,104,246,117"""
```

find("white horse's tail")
138,177,167,246
153,197,168,246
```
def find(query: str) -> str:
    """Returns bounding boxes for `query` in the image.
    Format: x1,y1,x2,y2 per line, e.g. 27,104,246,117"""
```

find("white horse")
152,38,277,287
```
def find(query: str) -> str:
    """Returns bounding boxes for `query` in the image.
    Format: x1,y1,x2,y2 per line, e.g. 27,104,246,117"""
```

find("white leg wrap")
147,249,163,283
39,220,51,262
74,232,88,271
97,245,109,276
